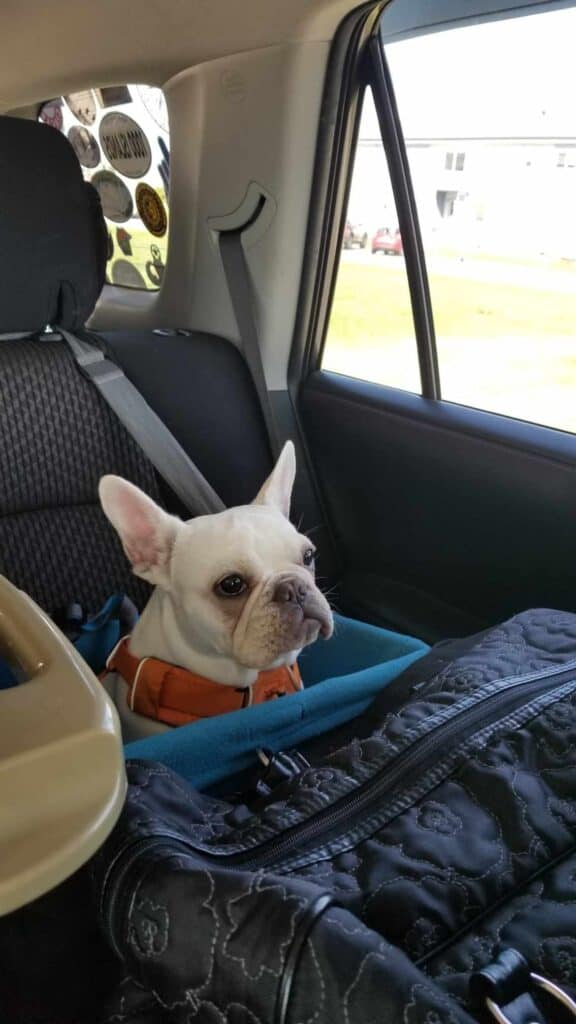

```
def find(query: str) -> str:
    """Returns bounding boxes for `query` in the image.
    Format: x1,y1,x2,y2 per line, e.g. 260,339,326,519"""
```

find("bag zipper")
235,661,576,870
102,659,576,945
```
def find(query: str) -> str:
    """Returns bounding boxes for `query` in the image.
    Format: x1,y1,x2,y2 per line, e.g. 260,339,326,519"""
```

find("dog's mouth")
291,593,334,645
233,582,334,671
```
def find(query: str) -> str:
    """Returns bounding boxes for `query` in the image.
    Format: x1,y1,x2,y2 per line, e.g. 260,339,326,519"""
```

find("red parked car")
371,225,403,255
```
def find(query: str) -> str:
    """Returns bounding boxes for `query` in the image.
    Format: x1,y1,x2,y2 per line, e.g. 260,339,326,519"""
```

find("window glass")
322,88,421,393
39,85,169,291
383,6,576,432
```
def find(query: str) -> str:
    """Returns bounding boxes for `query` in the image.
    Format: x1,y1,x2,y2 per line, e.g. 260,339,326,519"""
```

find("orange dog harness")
106,636,302,727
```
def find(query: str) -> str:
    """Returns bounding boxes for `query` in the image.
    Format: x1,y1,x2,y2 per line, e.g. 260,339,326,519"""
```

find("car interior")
1,0,576,1018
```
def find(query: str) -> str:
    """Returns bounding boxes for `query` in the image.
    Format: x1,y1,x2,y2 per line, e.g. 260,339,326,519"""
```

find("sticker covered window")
38,84,169,291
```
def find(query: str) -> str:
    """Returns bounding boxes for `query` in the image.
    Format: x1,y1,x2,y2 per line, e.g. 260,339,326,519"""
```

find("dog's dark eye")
303,548,315,567
216,574,248,597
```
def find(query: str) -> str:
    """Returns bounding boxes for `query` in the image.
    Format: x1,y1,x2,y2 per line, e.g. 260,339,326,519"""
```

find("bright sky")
360,5,576,140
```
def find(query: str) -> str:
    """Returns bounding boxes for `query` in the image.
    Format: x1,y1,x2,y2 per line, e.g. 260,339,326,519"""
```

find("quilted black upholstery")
0,335,157,611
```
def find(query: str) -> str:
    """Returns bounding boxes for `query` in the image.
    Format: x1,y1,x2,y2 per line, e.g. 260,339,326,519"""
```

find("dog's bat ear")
252,440,296,518
98,475,181,588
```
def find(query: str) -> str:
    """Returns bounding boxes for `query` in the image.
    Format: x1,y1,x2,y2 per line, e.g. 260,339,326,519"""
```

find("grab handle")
0,576,125,915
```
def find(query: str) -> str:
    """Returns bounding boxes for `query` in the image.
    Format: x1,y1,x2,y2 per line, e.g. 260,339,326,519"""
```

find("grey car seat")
0,115,273,618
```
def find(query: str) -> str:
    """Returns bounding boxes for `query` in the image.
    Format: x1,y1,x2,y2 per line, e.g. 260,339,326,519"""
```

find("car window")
382,5,576,433
321,88,421,394
38,85,169,291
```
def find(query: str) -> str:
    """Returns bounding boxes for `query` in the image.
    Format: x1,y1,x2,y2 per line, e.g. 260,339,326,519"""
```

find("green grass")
328,260,576,342
105,235,576,432
325,258,576,433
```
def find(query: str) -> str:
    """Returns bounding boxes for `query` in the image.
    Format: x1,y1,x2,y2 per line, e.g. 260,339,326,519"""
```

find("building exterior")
349,135,576,260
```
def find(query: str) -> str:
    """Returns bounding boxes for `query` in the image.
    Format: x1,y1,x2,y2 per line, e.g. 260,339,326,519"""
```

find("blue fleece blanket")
124,614,429,790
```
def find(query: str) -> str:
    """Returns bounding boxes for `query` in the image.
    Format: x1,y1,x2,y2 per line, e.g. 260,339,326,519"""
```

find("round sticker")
64,90,97,126
68,126,100,169
111,260,147,289
39,99,63,132
136,183,167,238
136,85,169,133
92,170,133,224
99,112,151,179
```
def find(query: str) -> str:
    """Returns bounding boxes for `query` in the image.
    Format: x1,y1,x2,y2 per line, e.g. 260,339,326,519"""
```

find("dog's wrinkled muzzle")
273,577,334,641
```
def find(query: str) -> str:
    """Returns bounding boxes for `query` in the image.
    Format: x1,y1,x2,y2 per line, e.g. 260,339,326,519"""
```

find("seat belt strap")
218,225,340,580
218,228,279,457
58,327,225,517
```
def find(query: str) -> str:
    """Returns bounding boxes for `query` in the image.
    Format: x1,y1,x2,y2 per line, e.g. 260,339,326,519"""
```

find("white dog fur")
99,442,333,691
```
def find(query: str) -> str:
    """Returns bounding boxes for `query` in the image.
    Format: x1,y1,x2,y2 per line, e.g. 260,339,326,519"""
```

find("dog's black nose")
273,579,309,605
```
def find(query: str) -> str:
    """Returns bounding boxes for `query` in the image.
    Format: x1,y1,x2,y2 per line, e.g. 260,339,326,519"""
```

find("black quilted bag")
4,608,576,1023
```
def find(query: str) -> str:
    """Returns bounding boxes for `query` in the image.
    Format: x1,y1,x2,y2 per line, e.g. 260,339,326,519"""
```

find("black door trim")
288,1,383,389
367,35,440,398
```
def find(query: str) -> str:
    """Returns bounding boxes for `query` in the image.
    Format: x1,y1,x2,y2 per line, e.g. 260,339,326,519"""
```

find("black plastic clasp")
470,947,576,1023
255,749,310,797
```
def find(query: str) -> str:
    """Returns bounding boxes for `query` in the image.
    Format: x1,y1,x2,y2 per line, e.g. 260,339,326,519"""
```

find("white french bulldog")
99,441,333,691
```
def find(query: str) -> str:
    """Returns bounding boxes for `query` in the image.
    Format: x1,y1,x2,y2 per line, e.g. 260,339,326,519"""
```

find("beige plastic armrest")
0,576,126,915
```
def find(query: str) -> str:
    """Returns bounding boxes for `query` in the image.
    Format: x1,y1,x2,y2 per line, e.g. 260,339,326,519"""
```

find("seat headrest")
0,116,107,333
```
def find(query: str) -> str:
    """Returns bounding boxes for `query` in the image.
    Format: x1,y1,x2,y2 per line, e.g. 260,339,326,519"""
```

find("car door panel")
300,370,576,641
